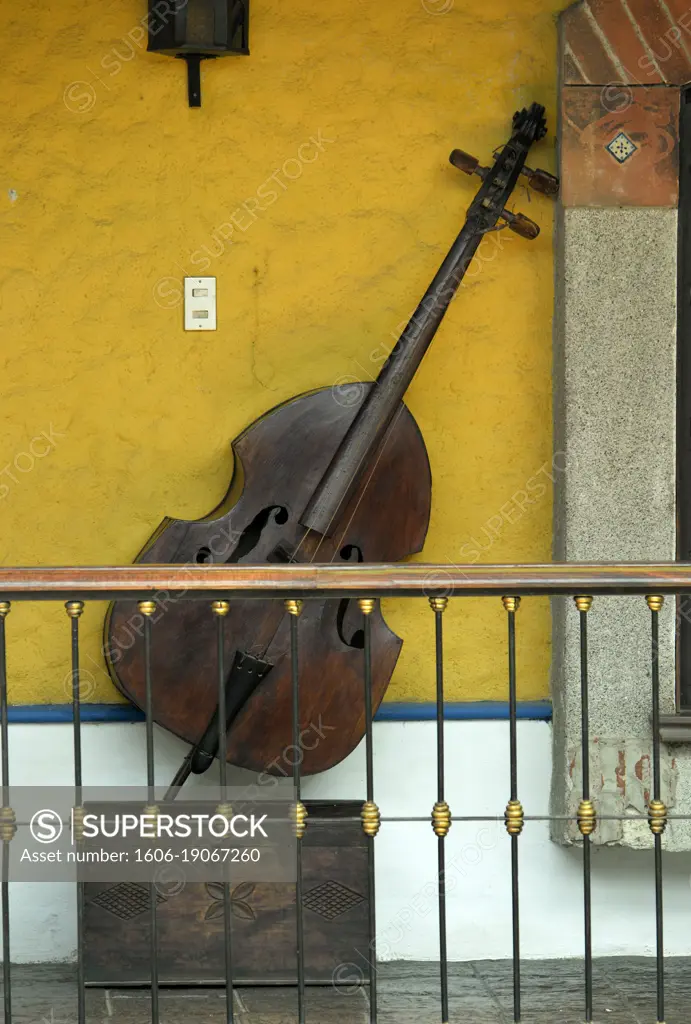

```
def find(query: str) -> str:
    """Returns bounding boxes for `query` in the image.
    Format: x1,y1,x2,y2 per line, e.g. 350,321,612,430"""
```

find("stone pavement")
5,958,691,1022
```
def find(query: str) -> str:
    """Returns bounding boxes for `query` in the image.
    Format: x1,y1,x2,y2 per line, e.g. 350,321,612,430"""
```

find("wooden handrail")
0,563,688,599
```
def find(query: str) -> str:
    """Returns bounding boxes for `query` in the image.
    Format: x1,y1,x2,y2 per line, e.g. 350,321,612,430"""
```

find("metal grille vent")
302,880,365,921
89,882,166,921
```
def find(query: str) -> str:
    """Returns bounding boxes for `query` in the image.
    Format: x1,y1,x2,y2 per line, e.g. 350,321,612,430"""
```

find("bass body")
105,385,430,775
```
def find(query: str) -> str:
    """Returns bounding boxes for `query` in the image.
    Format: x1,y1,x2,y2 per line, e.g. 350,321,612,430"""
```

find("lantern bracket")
177,54,216,108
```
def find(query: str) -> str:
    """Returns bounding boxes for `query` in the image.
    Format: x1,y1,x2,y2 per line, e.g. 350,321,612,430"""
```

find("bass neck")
300,104,551,539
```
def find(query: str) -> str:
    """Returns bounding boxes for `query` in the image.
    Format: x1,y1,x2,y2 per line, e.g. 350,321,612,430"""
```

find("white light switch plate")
184,277,217,331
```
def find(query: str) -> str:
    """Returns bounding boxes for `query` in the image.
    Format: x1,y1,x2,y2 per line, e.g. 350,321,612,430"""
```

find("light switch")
184,277,216,330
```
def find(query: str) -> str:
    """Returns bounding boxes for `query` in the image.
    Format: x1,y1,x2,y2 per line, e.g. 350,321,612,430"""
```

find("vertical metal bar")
358,599,379,1024
211,601,234,1024
285,600,306,1024
574,596,595,1024
66,602,85,1024
502,597,523,1023
646,595,666,1024
429,597,450,1024
0,833,8,1024
0,603,12,1024
138,600,159,1024
676,85,691,710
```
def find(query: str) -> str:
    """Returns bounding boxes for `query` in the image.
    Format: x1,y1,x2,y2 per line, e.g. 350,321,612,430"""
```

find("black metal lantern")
148,0,249,107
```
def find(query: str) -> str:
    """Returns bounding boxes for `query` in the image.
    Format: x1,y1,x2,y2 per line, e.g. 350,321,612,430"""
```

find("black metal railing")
0,562,686,1023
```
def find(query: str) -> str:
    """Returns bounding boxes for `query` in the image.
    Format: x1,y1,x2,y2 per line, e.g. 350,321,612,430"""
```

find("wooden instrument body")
105,384,431,775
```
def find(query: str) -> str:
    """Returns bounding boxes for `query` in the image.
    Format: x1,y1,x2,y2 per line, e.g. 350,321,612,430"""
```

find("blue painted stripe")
375,701,552,721
6,701,552,724
8,704,145,723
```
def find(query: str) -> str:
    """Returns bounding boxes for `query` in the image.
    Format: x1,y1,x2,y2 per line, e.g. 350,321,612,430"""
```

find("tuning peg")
492,147,559,197
521,165,559,196
449,149,489,180
500,209,540,240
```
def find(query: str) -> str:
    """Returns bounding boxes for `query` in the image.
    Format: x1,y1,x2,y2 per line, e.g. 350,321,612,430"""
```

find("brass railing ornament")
432,800,451,838
72,805,86,842
648,799,668,835
292,801,308,839
361,800,381,837
0,806,16,843
504,800,524,836
577,799,597,837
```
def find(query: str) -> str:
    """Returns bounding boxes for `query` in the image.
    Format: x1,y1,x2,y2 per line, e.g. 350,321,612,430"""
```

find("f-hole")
195,506,289,566
336,544,365,649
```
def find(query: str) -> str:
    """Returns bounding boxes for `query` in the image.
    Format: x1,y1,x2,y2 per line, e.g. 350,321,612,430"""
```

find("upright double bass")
105,103,557,788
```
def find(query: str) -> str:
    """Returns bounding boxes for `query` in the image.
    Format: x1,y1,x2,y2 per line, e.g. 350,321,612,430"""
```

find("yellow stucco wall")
1,0,562,705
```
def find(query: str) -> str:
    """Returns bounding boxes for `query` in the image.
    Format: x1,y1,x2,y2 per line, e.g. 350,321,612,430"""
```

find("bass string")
291,232,481,570
286,401,408,570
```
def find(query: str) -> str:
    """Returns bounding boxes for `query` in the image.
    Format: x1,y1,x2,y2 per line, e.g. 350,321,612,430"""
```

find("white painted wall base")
5,720,691,963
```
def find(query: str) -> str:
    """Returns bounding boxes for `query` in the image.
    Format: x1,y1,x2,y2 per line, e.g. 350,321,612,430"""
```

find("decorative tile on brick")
606,131,638,164
562,87,680,207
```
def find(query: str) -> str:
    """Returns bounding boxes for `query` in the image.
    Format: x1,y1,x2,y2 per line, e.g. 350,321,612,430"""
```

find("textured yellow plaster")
1,0,563,705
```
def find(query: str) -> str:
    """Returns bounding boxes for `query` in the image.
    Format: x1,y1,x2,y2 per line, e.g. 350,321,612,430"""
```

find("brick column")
552,0,689,848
